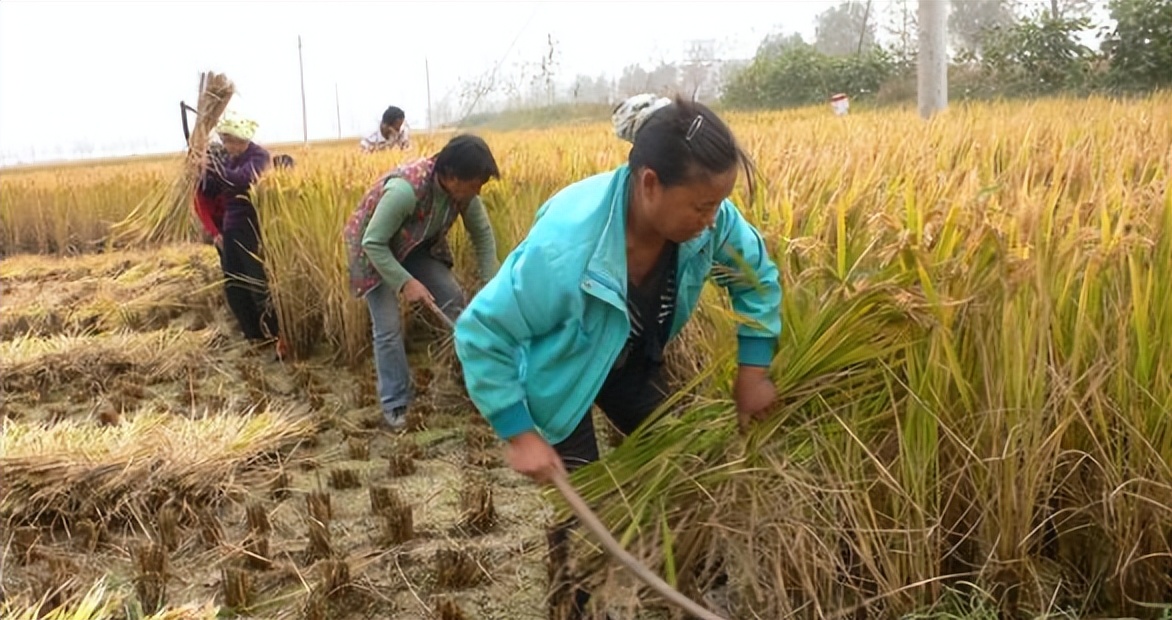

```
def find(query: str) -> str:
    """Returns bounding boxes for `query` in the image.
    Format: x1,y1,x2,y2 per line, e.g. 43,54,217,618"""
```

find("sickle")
423,302,728,620
549,472,728,620
179,101,200,145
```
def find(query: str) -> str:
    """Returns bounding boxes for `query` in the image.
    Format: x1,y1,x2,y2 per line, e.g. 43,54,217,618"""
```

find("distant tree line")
724,0,1172,109
442,0,1170,126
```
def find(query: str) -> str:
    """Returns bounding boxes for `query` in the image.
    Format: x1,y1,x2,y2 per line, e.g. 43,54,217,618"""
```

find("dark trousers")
220,220,278,341
546,357,670,620
553,359,669,468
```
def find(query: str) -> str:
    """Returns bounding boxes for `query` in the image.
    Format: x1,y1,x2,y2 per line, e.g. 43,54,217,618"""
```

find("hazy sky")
0,0,1096,166
0,0,843,165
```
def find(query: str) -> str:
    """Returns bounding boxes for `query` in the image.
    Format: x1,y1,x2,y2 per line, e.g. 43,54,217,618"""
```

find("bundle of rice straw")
0,407,315,526
109,72,235,248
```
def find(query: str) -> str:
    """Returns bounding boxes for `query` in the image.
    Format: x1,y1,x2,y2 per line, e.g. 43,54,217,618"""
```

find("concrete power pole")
917,0,948,119
425,58,433,131
298,35,309,144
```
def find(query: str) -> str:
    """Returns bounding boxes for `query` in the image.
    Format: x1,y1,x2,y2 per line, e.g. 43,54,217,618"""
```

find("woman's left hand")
733,365,775,431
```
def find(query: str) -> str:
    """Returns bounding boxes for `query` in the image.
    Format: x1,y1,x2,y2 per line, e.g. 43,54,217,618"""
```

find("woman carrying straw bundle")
345,134,502,430
195,110,285,358
452,94,782,618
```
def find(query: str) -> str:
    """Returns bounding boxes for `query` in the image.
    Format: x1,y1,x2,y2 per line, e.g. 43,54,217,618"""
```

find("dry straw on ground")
0,328,219,398
0,578,219,620
0,406,315,525
0,243,216,284
0,268,221,339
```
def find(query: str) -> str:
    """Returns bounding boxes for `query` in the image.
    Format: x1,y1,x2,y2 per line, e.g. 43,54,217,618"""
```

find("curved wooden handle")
550,472,728,620
430,307,727,619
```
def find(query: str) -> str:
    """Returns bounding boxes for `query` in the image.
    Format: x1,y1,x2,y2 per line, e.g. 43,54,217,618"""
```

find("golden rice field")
2,94,1171,619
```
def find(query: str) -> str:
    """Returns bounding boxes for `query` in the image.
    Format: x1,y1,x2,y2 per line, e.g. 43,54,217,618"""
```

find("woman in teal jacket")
453,94,782,618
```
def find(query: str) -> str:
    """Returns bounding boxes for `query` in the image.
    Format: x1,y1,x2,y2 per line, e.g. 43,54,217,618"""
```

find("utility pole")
335,82,342,139
917,0,948,120
298,35,308,144
425,57,433,131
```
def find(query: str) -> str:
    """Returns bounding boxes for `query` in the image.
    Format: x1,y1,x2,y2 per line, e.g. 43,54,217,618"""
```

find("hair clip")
685,115,704,142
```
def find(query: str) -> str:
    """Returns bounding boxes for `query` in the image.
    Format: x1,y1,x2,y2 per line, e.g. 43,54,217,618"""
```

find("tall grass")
0,160,175,255
250,94,1170,614
561,96,1172,617
252,130,604,362
4,94,1170,615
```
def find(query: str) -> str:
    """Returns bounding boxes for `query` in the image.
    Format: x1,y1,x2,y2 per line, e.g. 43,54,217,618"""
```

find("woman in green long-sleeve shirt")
345,134,501,429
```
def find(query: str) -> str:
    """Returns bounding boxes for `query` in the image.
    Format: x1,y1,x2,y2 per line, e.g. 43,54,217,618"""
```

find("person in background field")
360,105,411,153
195,110,286,359
452,94,782,619
344,134,502,430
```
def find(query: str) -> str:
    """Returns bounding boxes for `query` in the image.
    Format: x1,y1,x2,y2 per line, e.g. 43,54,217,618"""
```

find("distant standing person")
194,110,286,359
360,106,411,152
344,134,502,429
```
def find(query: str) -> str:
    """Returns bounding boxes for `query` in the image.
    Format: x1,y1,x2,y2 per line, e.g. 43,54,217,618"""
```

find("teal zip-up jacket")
453,164,782,445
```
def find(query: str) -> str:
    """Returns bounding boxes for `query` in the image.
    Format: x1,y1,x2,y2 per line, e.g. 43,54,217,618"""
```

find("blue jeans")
366,250,465,420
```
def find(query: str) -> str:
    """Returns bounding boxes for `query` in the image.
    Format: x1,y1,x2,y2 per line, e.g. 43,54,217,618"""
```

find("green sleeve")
361,178,417,293
461,196,500,282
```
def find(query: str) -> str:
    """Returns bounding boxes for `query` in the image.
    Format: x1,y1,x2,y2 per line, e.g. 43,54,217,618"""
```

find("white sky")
0,0,1099,165
0,0,842,164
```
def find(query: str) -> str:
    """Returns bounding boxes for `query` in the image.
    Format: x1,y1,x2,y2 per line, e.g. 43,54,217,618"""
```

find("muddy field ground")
0,244,662,619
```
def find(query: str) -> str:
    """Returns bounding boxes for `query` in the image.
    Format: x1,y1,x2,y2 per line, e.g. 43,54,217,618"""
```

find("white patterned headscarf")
612,94,672,144
216,109,259,141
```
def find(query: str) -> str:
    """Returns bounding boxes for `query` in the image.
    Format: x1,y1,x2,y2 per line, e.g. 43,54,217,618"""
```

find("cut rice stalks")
0,256,222,339
0,243,215,284
0,405,316,526
0,328,218,396
0,577,219,620
109,72,235,248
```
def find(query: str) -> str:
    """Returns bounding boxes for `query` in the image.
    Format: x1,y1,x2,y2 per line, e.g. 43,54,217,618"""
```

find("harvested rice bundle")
109,72,235,247
0,406,315,525
0,329,215,395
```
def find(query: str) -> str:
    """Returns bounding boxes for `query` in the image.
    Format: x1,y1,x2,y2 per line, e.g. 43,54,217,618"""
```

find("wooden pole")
335,82,342,139
298,35,308,144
